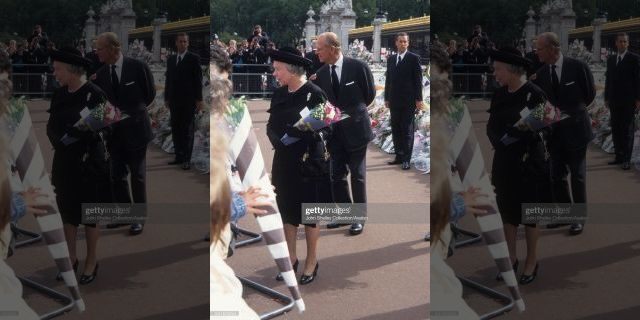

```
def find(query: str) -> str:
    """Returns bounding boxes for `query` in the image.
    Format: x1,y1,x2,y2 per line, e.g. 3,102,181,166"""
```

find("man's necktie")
331,64,340,99
177,55,182,65
397,55,402,66
111,64,119,98
617,55,622,66
551,64,559,98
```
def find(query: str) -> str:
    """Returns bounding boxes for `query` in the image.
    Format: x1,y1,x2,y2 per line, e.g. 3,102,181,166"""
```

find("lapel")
119,58,128,91
339,58,349,88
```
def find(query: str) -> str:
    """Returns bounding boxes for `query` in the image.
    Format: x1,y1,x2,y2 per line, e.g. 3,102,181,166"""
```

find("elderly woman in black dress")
47,47,112,284
487,47,552,285
266,47,331,285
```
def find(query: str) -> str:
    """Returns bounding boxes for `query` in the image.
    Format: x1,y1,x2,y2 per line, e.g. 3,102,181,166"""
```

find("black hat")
50,46,92,69
268,46,312,67
489,46,531,69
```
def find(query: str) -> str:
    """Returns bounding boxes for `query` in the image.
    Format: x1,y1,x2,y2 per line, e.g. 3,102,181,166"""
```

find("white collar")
113,53,123,68
552,53,563,70
332,54,344,69
618,50,628,59
177,50,187,59
398,50,408,59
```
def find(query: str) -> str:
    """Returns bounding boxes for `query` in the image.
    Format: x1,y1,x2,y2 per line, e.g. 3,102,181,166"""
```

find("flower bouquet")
501,100,568,145
280,101,349,145
61,98,129,145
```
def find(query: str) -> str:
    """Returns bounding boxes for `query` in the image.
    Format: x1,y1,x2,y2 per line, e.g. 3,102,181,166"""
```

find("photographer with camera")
246,25,269,48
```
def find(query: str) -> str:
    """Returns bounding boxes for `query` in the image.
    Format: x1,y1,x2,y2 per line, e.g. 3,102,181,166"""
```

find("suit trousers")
609,105,635,162
110,142,147,206
330,139,368,210
170,106,196,163
550,145,587,205
390,106,416,162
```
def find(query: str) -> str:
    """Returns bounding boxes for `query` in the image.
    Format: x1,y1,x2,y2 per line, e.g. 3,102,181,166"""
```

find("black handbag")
299,132,331,178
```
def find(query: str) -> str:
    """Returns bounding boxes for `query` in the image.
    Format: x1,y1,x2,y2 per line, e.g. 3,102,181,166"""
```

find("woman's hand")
240,186,271,216
460,187,489,216
20,187,49,216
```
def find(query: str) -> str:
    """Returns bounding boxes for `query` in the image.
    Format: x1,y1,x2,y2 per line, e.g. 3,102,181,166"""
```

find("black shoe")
622,162,631,170
608,159,623,165
182,162,191,170
496,259,518,281
300,262,318,285
326,222,349,229
106,223,128,229
569,223,583,235
79,263,99,285
519,263,539,285
349,223,364,235
401,161,411,170
56,259,78,281
129,223,144,235
387,159,402,165
168,160,181,165
276,259,298,281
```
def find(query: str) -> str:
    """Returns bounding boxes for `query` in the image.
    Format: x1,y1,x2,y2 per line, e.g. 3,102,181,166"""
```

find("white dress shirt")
550,53,564,82
111,53,124,82
397,50,407,65
177,51,187,65
331,53,344,84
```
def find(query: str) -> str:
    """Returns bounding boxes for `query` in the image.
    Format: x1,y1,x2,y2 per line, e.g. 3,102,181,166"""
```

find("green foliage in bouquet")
226,96,248,129
5,96,27,136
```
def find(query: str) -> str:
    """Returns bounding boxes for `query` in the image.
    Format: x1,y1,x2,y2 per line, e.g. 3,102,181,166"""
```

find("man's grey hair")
538,32,560,52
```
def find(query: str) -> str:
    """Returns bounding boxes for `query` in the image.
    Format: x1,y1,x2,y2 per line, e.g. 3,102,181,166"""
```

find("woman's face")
493,61,515,87
52,61,75,86
272,61,293,86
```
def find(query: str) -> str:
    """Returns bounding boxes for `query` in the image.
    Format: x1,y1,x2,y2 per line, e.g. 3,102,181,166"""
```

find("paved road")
226,99,430,320
447,99,640,320
9,99,209,319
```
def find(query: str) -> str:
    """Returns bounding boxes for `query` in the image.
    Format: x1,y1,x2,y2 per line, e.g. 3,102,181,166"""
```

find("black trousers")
609,104,635,162
550,145,587,205
390,106,416,162
330,141,367,208
170,106,196,163
110,143,147,206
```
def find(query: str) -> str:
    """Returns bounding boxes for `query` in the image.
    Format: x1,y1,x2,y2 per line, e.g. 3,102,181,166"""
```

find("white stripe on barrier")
36,214,63,233
229,108,252,159
48,241,70,260
266,242,290,260
486,242,510,260
256,212,284,233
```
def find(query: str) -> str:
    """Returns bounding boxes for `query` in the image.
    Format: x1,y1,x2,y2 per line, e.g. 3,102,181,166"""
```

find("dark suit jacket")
312,56,376,150
384,51,423,109
94,56,156,149
165,51,203,110
532,55,595,150
604,51,640,108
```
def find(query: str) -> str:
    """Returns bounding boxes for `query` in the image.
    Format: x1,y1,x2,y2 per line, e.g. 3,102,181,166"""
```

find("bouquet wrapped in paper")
280,101,349,145
501,100,568,145
61,98,128,145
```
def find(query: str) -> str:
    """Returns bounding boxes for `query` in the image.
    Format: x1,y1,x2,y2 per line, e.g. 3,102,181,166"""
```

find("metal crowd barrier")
10,64,57,97
231,64,277,97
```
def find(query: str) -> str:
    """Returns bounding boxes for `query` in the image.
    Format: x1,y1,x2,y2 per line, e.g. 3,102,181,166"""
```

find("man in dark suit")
247,25,270,48
165,32,203,170
532,32,595,236
604,33,640,170
313,32,376,235
94,32,156,235
385,32,424,170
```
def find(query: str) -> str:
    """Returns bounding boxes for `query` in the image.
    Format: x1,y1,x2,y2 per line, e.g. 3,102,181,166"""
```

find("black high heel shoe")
276,259,298,281
300,262,319,285
496,259,518,281
56,259,79,281
519,263,539,285
79,263,99,285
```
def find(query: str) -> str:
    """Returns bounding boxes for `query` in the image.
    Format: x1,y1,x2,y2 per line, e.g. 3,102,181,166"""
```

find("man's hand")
415,100,424,110
90,74,97,81
528,74,537,81
309,73,318,81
